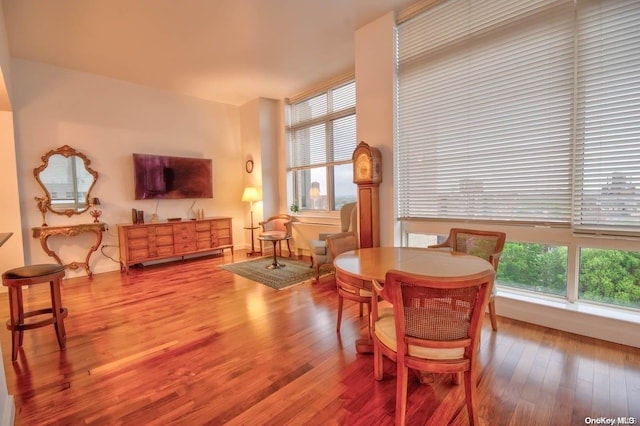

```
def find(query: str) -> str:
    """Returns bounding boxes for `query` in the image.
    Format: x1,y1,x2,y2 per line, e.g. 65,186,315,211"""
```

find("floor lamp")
242,186,261,256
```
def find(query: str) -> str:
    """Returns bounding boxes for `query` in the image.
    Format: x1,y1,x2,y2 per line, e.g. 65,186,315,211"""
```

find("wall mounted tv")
133,153,213,200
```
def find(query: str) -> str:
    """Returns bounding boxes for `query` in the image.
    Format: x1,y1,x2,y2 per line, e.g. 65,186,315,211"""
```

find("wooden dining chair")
371,268,495,426
325,231,372,332
428,228,506,331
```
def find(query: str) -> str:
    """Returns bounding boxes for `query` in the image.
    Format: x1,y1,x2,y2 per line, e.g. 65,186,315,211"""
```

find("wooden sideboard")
117,217,233,273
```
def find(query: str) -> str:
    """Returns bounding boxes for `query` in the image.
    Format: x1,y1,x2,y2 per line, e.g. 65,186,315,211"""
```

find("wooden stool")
2,264,68,362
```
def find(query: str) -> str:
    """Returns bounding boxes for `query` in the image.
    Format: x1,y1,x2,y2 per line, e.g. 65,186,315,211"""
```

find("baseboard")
497,292,639,348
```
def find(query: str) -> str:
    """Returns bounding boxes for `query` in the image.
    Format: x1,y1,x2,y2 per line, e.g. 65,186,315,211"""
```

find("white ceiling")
2,0,414,106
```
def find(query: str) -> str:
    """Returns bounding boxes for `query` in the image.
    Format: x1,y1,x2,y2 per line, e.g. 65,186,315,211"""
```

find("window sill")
498,287,640,324
496,287,640,348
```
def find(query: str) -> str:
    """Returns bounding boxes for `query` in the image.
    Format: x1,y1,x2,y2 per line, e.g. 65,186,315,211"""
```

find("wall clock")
245,159,254,174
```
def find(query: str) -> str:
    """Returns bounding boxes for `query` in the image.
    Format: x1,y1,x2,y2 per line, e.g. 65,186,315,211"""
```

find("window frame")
286,77,357,214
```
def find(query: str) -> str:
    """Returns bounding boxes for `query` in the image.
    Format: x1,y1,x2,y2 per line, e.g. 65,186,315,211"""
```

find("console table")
32,223,106,277
117,217,233,273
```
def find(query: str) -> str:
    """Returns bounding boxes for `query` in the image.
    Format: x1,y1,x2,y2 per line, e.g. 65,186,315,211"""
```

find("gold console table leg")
33,223,106,277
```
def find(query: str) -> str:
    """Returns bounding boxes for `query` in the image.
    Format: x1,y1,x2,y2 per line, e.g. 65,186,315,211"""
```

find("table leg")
266,240,286,269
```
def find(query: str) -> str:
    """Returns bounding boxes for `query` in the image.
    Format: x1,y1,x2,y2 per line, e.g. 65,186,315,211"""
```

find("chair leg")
373,343,384,380
464,369,479,426
395,363,409,426
488,299,498,331
7,287,23,362
50,280,66,350
336,294,344,332
452,371,462,385
286,240,292,257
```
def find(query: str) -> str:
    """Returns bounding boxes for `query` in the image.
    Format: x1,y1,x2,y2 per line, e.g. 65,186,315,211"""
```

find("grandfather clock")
352,141,382,248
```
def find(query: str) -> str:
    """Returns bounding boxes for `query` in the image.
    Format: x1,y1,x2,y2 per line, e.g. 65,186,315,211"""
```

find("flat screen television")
133,153,213,200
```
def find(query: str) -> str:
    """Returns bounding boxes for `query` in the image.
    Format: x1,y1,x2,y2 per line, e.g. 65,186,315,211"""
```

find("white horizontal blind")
397,0,575,224
288,81,356,169
573,0,640,235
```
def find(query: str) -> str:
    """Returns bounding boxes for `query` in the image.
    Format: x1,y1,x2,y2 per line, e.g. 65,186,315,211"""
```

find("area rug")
220,256,332,290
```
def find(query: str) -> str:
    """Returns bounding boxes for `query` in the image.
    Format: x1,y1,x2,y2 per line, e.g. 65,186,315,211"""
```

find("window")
396,0,640,235
396,0,640,310
499,243,568,296
406,233,568,297
573,0,640,235
579,248,640,309
287,79,357,212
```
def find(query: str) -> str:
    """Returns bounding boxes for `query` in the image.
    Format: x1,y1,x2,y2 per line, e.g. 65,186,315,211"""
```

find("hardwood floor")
1,251,639,425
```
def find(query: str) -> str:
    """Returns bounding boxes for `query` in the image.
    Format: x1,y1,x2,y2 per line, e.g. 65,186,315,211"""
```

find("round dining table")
333,246,494,353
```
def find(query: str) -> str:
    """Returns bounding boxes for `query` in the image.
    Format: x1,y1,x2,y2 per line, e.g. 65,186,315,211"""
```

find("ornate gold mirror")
34,145,98,217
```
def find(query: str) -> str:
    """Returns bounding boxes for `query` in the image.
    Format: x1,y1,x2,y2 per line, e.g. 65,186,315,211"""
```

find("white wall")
238,97,289,252
0,4,17,422
0,111,23,274
11,59,245,276
354,12,397,247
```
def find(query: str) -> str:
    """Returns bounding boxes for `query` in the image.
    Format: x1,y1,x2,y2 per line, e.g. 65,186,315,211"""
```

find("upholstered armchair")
309,202,357,280
258,214,293,257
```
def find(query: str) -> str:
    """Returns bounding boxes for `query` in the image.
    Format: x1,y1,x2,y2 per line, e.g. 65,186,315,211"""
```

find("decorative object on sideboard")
187,200,197,220
89,198,102,223
35,195,49,226
289,203,299,214
34,145,98,217
242,186,261,256
150,200,159,223
131,209,145,224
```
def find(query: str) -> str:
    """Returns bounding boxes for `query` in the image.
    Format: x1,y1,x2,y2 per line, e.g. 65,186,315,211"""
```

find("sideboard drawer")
156,225,173,236
128,238,149,250
129,248,149,261
156,235,174,246
157,245,175,256
195,221,211,232
173,223,196,241
175,242,197,253
127,228,149,239
196,240,211,250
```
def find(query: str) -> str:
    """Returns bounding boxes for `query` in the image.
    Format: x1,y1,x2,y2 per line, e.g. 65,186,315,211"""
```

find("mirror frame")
34,145,99,217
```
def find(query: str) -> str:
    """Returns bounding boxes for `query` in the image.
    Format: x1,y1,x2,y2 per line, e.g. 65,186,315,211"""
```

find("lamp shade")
241,187,261,202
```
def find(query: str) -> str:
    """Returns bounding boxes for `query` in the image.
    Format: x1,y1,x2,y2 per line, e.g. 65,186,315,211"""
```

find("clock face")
355,153,371,181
